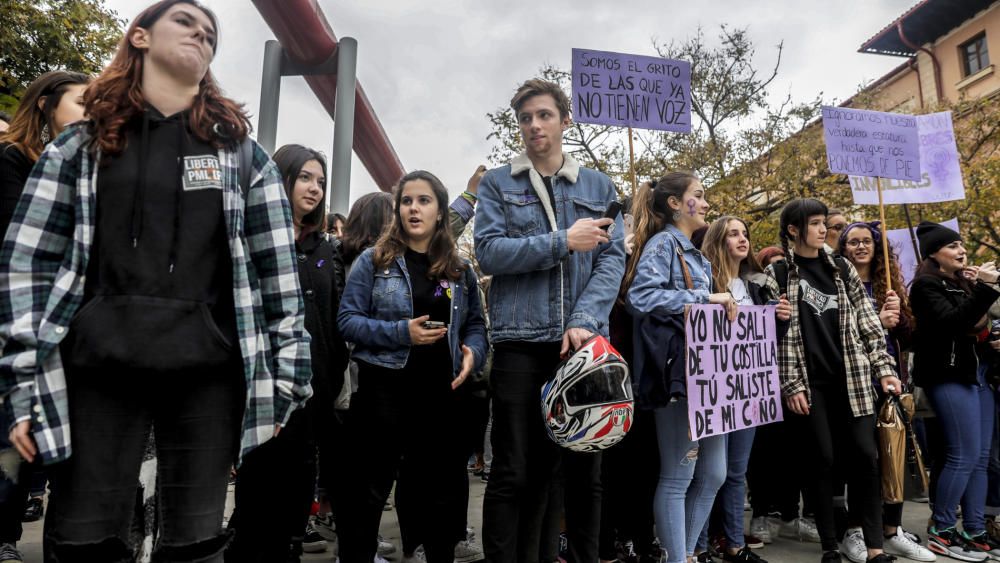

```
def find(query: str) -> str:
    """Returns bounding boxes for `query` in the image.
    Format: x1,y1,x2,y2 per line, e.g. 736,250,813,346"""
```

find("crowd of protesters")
2,2,1000,563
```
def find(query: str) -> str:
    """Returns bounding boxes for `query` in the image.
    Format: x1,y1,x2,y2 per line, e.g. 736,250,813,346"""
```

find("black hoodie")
65,108,238,370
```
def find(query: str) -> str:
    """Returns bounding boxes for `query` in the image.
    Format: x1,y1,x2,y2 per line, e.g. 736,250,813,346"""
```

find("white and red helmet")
541,335,633,452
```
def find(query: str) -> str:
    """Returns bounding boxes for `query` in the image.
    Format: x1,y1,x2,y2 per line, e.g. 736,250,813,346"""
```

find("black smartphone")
422,320,446,329
602,201,622,234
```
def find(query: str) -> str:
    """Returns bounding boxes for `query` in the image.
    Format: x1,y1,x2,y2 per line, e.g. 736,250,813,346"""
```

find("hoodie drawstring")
129,113,151,248
169,114,187,273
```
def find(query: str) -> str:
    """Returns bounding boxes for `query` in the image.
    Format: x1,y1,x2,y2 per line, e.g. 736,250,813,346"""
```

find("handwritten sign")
849,111,964,204
685,304,782,440
571,48,691,133
822,106,921,182
886,218,960,285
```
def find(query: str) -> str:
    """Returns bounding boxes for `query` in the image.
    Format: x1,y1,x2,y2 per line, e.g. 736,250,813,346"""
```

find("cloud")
103,0,913,207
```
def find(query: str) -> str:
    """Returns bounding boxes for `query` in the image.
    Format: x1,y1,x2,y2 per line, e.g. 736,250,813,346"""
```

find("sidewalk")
16,478,935,562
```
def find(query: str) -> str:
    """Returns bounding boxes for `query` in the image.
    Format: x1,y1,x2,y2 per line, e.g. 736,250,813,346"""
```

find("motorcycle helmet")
541,335,633,452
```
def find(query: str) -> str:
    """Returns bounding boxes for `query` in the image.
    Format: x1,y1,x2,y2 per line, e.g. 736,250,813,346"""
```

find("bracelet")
462,190,478,201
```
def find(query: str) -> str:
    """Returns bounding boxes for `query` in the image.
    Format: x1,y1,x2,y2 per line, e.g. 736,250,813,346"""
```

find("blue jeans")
928,371,995,533
696,427,757,551
653,399,726,563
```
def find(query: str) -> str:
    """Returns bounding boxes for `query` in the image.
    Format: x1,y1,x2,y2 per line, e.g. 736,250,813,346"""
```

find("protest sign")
822,106,921,182
685,304,781,440
850,111,964,205
571,48,692,133
886,218,960,285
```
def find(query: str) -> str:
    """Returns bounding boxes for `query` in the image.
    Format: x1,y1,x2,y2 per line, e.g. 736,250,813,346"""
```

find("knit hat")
916,221,961,259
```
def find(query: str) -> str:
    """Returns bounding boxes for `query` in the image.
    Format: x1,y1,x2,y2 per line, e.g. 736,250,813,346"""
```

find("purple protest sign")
822,106,921,182
886,218,960,285
849,111,965,204
685,304,782,440
571,48,691,133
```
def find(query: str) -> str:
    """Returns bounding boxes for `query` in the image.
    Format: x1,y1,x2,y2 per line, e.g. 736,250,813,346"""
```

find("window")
961,33,990,76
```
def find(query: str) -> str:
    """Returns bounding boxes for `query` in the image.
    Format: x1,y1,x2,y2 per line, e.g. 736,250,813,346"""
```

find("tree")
0,0,123,113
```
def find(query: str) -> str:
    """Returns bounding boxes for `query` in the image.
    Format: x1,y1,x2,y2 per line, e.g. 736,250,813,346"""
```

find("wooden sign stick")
876,177,892,288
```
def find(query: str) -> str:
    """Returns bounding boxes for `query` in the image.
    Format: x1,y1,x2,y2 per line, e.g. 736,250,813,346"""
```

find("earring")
40,123,51,145
672,211,682,222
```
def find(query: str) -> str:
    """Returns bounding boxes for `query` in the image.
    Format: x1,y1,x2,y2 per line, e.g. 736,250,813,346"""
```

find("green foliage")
0,0,123,113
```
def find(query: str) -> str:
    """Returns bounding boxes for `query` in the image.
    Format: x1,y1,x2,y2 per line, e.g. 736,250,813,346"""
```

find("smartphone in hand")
602,201,622,236
422,320,446,330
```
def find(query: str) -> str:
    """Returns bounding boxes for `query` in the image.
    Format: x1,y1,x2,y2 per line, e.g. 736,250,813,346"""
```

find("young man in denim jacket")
475,78,625,563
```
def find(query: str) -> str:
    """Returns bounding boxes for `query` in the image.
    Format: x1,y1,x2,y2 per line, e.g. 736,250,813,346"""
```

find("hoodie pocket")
66,295,235,371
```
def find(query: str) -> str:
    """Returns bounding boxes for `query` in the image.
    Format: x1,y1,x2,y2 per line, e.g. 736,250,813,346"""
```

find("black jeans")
338,361,466,563
226,409,316,563
792,384,882,552
43,362,244,563
748,404,810,521
482,342,602,563
598,408,658,560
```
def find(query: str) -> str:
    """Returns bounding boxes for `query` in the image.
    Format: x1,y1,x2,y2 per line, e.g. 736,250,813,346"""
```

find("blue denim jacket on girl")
626,224,712,317
338,247,488,377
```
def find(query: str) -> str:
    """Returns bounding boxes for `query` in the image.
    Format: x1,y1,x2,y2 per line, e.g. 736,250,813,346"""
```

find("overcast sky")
104,0,915,209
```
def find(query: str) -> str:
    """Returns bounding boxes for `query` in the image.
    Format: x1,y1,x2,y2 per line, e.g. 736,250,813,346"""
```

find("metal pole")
258,40,283,154
330,37,358,215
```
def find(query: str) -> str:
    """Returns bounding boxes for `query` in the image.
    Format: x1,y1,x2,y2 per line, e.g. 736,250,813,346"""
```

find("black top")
297,232,349,429
404,248,452,370
0,142,32,237
911,274,1000,387
67,108,237,369
794,254,845,385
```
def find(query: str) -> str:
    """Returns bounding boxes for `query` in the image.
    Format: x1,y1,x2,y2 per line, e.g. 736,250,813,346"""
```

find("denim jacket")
338,247,488,377
474,152,625,343
626,225,712,317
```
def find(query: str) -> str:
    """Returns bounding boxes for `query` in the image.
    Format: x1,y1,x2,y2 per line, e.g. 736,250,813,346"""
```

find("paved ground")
15,478,935,562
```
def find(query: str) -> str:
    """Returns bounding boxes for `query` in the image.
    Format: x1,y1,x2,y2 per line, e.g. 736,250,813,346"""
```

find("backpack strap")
238,137,254,197
666,232,694,290
773,259,790,296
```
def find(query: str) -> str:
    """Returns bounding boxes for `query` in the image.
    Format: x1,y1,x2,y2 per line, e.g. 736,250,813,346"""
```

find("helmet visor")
563,364,631,410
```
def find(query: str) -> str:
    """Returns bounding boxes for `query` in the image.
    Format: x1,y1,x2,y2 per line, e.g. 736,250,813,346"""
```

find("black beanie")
917,221,961,259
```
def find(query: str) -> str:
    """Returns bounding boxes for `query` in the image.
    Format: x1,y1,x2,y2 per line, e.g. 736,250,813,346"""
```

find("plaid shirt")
762,250,895,417
0,125,312,464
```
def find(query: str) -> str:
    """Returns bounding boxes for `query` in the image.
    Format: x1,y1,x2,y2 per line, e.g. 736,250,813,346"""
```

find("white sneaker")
374,556,390,563
401,545,427,563
884,527,936,561
455,538,484,563
766,514,783,539
376,535,396,556
780,517,822,543
750,516,773,544
840,528,867,563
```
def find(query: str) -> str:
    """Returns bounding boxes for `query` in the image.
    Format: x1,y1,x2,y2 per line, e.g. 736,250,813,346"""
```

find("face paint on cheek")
687,199,696,217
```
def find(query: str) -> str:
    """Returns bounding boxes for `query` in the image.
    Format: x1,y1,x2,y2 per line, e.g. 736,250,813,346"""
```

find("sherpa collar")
509,152,581,231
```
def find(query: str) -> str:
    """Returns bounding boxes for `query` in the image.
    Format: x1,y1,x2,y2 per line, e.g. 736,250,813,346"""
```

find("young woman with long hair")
226,144,349,562
0,2,312,560
0,68,88,563
337,170,488,563
624,173,740,563
910,221,1000,562
763,199,900,563
837,221,935,562
0,70,89,234
696,216,786,563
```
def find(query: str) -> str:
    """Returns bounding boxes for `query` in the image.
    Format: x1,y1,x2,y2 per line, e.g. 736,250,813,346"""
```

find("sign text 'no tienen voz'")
685,304,782,440
822,106,921,183
572,48,692,133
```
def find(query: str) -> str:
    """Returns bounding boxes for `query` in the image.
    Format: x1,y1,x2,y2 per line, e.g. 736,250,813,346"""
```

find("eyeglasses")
845,239,874,248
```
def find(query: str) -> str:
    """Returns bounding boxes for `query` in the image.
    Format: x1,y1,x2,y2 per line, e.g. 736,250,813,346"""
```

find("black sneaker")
962,531,1000,560
865,554,896,563
696,552,713,563
823,551,843,563
301,522,327,553
722,546,768,563
22,497,43,523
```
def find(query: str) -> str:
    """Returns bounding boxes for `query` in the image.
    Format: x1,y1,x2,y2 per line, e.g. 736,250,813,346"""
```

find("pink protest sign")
850,112,964,205
822,106,921,182
571,48,692,133
685,304,782,440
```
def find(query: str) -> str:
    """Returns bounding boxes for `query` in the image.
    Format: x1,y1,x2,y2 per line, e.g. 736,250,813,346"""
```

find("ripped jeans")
44,362,244,562
653,398,727,563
